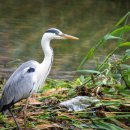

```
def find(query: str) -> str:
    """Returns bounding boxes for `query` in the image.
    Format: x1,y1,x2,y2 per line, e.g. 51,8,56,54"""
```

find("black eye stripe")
45,29,59,35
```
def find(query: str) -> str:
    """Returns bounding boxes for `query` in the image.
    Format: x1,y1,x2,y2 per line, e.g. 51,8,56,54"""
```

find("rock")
59,96,100,111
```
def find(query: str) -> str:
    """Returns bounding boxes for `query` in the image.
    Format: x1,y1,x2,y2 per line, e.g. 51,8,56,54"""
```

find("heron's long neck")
40,36,54,76
35,36,54,91
41,36,53,72
41,37,53,62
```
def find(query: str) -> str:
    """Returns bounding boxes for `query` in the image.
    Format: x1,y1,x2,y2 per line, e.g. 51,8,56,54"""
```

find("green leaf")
115,12,130,27
77,47,95,70
125,49,130,60
93,121,124,130
95,114,130,120
111,25,130,37
77,69,100,74
104,34,121,40
79,75,85,83
119,42,130,47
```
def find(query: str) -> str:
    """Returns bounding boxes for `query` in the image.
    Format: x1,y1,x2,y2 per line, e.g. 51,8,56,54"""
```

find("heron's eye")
27,67,35,73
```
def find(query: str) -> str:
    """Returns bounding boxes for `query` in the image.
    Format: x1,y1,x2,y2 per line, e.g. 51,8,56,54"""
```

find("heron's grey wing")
0,60,39,111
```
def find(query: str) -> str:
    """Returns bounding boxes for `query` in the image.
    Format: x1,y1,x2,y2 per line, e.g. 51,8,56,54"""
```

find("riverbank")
0,77,130,130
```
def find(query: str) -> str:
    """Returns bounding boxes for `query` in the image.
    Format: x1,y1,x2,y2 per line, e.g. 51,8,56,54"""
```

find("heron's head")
44,28,79,40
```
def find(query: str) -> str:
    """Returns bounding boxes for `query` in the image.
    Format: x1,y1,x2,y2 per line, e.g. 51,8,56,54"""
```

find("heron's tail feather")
0,99,14,113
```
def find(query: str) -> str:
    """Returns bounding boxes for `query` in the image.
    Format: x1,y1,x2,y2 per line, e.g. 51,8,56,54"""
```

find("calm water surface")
0,0,130,80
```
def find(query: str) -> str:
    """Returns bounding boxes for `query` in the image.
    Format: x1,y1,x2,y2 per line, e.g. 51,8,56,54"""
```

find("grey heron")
0,28,78,130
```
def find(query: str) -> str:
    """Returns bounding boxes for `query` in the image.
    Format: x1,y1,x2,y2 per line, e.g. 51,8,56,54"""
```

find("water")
0,0,130,80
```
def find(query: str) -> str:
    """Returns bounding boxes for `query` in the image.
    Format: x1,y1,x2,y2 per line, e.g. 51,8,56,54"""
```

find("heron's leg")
24,97,30,130
8,108,22,130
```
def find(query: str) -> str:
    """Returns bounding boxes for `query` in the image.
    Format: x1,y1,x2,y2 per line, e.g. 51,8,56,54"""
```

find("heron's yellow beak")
62,34,79,40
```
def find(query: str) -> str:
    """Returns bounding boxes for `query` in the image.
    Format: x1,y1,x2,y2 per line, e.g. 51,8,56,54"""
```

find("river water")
0,0,130,80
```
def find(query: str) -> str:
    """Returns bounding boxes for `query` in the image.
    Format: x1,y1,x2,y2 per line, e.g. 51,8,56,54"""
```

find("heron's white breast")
33,55,53,92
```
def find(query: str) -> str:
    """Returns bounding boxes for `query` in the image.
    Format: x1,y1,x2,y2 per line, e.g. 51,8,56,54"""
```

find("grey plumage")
0,60,39,112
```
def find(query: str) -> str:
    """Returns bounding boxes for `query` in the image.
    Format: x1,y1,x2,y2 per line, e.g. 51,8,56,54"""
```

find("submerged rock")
59,96,99,111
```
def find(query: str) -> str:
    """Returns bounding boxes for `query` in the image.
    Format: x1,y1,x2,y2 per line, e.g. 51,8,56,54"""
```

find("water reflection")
0,0,130,80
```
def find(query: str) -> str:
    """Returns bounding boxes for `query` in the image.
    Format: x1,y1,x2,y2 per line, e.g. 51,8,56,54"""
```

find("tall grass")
77,12,130,71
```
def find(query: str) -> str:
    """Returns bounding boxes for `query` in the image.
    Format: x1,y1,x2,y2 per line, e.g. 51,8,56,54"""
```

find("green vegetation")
0,12,130,130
